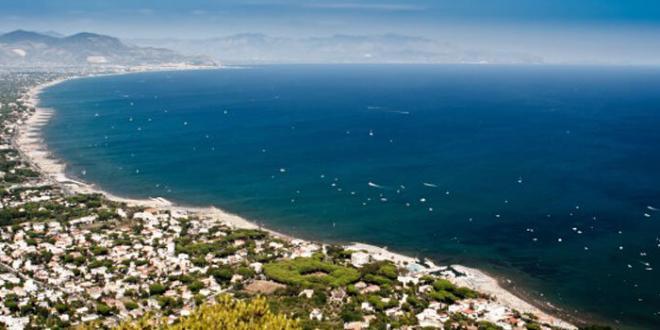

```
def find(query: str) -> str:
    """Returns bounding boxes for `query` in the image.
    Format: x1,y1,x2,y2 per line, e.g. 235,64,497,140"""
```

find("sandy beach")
14,73,576,330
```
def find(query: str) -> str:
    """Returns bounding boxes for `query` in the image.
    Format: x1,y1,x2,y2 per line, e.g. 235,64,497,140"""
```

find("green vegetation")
366,294,398,311
96,303,114,316
0,194,119,227
124,301,139,311
208,266,234,283
106,295,299,330
225,228,268,241
340,303,363,322
360,260,399,286
0,72,562,330
148,283,167,296
478,320,504,330
428,278,479,303
263,257,360,288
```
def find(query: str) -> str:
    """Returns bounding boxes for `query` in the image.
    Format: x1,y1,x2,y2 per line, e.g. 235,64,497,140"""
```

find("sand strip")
14,73,575,330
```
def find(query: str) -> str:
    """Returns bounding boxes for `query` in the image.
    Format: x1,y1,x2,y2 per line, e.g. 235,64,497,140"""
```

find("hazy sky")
2,0,660,64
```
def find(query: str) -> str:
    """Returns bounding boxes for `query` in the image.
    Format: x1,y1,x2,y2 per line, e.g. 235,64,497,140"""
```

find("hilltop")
0,30,215,67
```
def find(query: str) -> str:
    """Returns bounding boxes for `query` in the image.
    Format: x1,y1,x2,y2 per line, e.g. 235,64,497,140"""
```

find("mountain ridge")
131,33,544,65
0,30,215,67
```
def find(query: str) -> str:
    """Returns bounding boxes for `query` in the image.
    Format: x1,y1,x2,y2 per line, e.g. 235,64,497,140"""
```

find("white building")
351,252,370,268
416,308,445,328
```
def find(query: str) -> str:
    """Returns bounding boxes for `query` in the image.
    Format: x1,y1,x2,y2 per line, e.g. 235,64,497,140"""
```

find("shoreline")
14,70,577,329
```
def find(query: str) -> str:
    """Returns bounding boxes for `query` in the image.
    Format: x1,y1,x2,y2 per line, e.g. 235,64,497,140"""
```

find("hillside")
131,33,544,65
0,30,215,67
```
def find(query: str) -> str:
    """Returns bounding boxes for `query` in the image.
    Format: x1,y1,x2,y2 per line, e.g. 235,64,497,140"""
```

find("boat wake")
367,105,410,115
368,181,386,189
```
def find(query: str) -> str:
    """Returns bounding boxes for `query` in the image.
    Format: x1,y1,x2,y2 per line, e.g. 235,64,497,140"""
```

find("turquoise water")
41,65,660,328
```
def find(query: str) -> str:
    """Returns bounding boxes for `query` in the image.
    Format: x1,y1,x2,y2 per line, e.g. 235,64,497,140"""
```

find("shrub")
360,261,399,284
367,294,398,311
363,274,392,286
192,256,208,267
429,289,458,304
96,303,113,316
208,266,233,283
429,279,478,303
312,291,327,306
478,321,503,330
54,303,68,314
237,266,255,278
406,295,428,309
125,276,139,284
346,284,359,295
188,280,205,293
340,304,364,322
158,296,182,309
91,246,109,256
149,283,167,296
4,297,19,312
124,301,139,310
432,279,454,291
224,229,267,241
176,274,193,284
109,294,299,329
454,286,479,299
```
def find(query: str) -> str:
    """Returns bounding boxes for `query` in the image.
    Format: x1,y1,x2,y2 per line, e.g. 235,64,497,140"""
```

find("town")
0,70,581,330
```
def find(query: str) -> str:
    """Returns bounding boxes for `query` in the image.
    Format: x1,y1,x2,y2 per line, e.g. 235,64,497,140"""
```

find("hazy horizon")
2,0,660,65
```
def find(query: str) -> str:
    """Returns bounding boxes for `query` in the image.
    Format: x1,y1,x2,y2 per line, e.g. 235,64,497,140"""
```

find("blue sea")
41,65,660,328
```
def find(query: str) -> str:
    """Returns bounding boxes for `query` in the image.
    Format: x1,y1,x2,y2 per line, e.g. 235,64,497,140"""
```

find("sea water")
41,65,660,328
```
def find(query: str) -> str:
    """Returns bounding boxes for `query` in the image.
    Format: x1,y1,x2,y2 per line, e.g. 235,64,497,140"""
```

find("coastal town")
0,69,586,330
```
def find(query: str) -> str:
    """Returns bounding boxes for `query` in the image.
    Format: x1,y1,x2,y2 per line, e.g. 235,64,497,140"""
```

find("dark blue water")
41,65,660,328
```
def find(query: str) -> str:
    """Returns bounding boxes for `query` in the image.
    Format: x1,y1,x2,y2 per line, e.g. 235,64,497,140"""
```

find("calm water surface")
41,65,660,328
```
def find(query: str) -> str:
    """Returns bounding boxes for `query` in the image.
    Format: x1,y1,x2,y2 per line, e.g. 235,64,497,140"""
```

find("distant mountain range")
0,30,544,66
0,30,215,67
131,33,544,65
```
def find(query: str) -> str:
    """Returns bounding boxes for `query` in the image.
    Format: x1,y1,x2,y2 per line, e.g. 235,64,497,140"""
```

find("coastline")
14,71,577,330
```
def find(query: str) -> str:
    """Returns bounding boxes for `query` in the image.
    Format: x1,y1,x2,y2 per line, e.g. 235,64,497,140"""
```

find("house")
299,289,314,298
249,262,262,273
361,302,374,313
361,284,380,294
0,315,29,330
397,275,419,286
416,308,444,328
344,320,370,330
309,308,323,321
330,288,347,303
69,215,98,226
350,252,370,268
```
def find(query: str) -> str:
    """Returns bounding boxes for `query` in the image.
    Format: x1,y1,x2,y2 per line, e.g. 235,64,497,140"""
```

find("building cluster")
0,206,293,329
338,249,543,330
0,72,573,330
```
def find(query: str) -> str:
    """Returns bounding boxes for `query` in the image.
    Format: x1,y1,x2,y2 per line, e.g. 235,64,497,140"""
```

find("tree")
208,266,233,283
96,303,114,316
108,295,299,330
148,283,167,296
188,280,205,293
